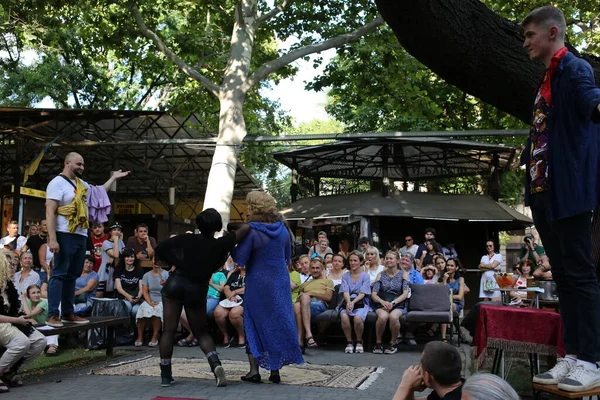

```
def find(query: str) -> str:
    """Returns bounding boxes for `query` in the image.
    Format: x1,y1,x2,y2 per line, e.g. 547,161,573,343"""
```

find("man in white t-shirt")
45,152,130,327
399,235,419,258
0,220,27,255
478,240,502,301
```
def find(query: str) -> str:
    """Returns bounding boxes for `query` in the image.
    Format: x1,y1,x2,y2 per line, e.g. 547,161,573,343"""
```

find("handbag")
373,290,398,309
340,293,364,310
484,277,498,292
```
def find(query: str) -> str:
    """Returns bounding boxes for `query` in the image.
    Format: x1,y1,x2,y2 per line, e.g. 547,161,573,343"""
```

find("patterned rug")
93,357,380,389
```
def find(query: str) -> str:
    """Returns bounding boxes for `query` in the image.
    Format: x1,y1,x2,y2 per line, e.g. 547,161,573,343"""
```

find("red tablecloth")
475,304,565,368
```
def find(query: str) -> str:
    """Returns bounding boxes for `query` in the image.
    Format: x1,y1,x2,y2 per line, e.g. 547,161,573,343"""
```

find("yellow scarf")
56,177,89,233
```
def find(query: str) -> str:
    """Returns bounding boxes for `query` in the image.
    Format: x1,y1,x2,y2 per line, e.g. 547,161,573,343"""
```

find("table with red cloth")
475,304,565,369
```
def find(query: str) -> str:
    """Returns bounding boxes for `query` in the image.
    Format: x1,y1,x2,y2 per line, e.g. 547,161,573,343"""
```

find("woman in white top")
327,254,346,286
13,252,40,297
363,246,384,284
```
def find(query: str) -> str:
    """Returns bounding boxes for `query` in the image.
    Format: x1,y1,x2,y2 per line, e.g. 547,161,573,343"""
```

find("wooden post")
12,137,23,224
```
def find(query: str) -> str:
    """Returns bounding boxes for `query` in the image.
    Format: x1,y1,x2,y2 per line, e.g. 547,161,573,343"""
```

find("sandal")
190,339,199,346
134,341,143,347
0,384,8,393
148,341,159,347
355,342,364,354
344,342,354,354
177,338,193,347
384,344,397,355
0,373,23,388
373,344,384,354
442,337,448,343
306,337,318,348
46,345,58,357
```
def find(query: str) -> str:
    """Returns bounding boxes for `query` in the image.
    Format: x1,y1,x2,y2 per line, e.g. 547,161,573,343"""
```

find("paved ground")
4,342,460,400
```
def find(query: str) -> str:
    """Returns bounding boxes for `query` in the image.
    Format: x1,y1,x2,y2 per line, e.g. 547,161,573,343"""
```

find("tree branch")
256,0,292,26
246,16,384,90
130,3,220,97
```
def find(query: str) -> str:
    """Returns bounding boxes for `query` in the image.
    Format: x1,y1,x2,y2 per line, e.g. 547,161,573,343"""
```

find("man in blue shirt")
521,6,600,393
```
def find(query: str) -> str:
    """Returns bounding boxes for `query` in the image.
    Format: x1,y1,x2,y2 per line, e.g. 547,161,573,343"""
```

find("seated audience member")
461,373,520,400
0,221,27,255
393,341,463,400
311,238,332,260
90,222,108,273
308,231,333,256
327,254,346,286
418,239,441,270
22,284,59,356
178,268,227,347
213,266,247,348
126,223,157,261
440,258,464,342
364,247,384,284
338,238,350,260
294,257,334,349
339,250,371,354
442,243,458,260
371,250,409,354
290,262,302,304
38,242,53,286
13,252,40,297
433,256,447,280
534,254,553,280
422,266,437,284
478,241,502,301
135,257,168,347
114,248,144,318
74,255,99,314
520,233,545,265
400,251,425,285
97,222,125,298
0,249,46,390
510,260,534,301
324,253,334,271
400,236,419,258
297,254,312,284
358,237,371,253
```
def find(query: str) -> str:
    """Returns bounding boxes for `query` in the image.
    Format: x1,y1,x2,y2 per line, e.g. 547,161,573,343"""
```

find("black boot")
160,364,175,387
208,354,227,387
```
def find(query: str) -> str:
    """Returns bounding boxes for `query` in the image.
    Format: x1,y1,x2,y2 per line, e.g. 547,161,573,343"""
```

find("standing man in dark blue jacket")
522,6,600,393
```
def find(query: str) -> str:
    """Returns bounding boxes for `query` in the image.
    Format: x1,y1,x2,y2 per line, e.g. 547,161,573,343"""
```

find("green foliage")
309,1,598,202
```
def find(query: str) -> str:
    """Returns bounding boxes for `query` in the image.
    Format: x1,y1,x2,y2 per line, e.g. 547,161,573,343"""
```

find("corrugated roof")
280,191,532,227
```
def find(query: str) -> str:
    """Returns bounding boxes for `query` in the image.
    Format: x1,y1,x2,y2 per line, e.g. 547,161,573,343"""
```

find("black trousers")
531,194,600,363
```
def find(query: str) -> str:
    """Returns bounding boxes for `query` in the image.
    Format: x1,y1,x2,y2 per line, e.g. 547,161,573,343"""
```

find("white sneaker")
558,364,600,392
533,357,574,385
344,343,354,354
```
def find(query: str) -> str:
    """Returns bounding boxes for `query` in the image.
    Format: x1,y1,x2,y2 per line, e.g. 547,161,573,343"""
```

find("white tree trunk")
202,0,257,225
203,91,248,225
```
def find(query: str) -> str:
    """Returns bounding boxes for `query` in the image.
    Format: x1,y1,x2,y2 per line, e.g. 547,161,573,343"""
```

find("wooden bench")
36,316,130,357
533,383,600,400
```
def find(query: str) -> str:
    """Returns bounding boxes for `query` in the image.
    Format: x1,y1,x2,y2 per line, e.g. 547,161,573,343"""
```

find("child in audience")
421,265,437,284
22,284,59,356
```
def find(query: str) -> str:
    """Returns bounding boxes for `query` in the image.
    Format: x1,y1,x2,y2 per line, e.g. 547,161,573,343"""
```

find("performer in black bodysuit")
155,209,249,388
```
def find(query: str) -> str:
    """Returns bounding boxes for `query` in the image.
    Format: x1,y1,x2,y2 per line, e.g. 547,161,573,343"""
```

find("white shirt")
366,264,384,284
399,244,419,258
442,247,458,260
13,270,41,297
479,253,503,299
0,235,27,251
46,175,90,237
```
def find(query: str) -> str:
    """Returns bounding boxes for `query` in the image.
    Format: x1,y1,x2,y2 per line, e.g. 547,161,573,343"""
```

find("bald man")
45,152,130,327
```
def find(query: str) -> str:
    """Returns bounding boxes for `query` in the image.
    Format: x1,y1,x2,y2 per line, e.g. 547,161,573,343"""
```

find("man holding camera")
520,233,545,264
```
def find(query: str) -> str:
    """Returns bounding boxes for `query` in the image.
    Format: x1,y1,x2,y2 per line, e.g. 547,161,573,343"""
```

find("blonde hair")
365,246,381,266
0,249,15,291
246,191,278,223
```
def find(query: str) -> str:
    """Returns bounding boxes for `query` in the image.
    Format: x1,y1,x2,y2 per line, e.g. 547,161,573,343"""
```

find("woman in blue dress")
338,251,371,354
231,192,304,384
440,258,464,343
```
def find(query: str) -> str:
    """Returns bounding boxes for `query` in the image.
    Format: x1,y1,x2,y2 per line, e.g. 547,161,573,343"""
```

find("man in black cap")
96,222,125,298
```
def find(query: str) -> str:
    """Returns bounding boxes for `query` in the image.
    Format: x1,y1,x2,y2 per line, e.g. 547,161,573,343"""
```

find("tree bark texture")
375,0,600,124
